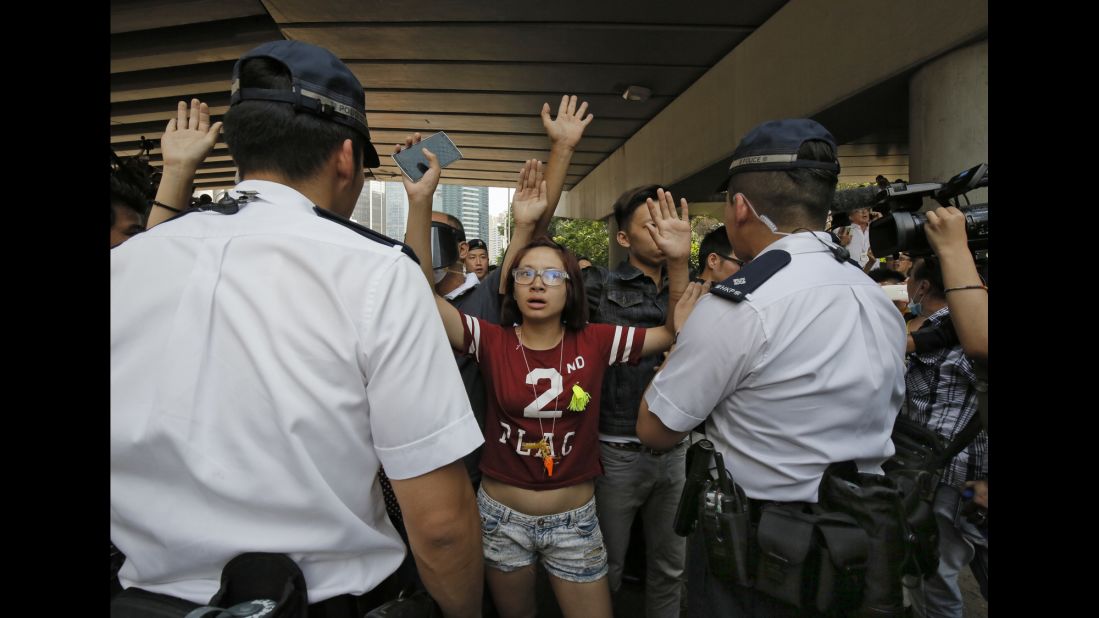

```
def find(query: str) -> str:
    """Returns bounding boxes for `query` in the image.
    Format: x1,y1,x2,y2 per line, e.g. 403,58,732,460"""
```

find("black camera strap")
928,413,983,473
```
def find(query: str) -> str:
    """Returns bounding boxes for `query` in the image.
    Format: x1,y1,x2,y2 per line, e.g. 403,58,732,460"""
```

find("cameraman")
902,207,988,615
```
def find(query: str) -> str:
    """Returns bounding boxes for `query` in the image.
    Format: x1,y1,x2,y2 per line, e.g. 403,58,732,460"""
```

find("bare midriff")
481,476,594,516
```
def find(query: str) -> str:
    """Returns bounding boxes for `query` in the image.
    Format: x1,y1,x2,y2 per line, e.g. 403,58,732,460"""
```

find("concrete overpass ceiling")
669,69,915,213
111,0,791,190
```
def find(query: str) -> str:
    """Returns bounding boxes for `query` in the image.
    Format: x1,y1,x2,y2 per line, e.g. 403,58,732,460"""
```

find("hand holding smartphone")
392,131,463,182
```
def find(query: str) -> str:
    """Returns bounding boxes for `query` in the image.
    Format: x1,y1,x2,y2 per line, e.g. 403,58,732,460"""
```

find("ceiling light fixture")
622,85,651,102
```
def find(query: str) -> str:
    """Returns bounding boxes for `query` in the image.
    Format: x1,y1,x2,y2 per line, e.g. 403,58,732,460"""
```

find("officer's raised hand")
643,188,692,261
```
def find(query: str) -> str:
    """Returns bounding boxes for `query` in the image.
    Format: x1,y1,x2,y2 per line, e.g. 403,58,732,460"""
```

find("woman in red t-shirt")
407,152,702,617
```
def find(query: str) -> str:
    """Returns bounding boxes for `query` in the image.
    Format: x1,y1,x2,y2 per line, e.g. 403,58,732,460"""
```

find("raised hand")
161,98,222,171
674,281,710,333
644,188,692,262
540,95,594,149
834,226,853,246
394,133,441,207
511,159,548,228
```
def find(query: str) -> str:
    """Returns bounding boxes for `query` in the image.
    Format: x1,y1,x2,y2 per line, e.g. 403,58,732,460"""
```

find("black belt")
309,568,405,618
601,439,686,457
745,497,813,524
309,591,385,618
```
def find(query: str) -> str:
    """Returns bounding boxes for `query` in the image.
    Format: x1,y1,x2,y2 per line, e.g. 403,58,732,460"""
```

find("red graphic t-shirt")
461,315,647,490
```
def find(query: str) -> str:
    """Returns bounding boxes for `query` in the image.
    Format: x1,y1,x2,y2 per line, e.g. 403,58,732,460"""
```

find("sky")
489,187,511,217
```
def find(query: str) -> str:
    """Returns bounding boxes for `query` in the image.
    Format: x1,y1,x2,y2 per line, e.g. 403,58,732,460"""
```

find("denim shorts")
476,486,609,583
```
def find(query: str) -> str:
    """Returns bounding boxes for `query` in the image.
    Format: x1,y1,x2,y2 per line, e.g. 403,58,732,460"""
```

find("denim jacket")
584,260,668,437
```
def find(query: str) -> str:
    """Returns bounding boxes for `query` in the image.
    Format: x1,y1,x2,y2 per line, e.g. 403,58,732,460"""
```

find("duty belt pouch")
753,504,819,608
697,481,754,587
812,513,869,613
818,465,906,616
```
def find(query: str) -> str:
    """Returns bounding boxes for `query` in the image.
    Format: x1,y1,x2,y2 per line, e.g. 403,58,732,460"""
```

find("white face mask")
433,267,448,284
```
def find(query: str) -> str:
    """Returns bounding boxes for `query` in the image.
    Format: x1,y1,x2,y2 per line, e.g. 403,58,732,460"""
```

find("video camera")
833,163,988,257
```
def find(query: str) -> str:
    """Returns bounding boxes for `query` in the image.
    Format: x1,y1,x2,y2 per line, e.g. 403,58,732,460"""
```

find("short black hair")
224,57,364,181
727,140,839,229
612,184,664,231
698,226,733,272
110,175,149,227
868,268,906,284
910,257,945,298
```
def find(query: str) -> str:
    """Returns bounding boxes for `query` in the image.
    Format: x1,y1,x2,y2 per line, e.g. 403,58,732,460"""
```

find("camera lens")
870,212,932,256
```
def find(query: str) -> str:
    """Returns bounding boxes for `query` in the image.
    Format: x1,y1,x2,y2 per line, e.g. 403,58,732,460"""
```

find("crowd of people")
111,39,987,618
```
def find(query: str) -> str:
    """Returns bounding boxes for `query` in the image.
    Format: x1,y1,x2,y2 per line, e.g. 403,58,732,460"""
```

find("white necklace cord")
516,325,565,451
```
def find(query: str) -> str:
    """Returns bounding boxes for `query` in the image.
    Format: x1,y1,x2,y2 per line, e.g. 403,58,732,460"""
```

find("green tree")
690,215,721,274
550,217,609,268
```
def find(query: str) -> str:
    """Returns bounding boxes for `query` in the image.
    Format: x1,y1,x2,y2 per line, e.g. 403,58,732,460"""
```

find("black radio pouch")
753,504,869,612
697,481,754,587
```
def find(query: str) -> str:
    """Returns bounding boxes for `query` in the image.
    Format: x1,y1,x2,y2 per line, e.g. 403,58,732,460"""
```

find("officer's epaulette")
710,250,791,303
313,206,420,264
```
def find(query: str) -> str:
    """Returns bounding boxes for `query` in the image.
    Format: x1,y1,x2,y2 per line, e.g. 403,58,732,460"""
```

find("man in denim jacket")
585,185,686,618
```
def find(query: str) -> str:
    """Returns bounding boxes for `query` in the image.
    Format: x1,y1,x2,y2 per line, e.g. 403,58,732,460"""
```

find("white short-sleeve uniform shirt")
646,232,905,502
111,180,483,604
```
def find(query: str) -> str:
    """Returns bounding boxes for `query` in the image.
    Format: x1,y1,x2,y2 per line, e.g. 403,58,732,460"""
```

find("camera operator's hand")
924,206,970,257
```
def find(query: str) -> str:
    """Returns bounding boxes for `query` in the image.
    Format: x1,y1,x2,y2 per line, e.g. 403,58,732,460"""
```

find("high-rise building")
384,182,408,240
489,210,509,265
350,181,386,233
438,185,489,242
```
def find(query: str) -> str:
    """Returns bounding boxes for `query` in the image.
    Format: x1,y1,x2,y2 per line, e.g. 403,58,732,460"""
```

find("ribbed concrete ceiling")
111,0,789,190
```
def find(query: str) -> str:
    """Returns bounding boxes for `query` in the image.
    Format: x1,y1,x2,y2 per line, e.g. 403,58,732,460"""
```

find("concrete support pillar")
909,40,988,208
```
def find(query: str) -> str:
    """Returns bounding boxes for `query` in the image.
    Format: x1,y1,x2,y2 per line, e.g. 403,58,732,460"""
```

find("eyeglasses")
717,254,745,267
512,267,570,286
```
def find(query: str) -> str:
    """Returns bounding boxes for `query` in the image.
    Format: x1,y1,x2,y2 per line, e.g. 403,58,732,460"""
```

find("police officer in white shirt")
111,41,484,618
636,119,905,616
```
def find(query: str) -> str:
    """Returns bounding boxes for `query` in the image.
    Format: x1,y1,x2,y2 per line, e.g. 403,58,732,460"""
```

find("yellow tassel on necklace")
568,384,592,412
